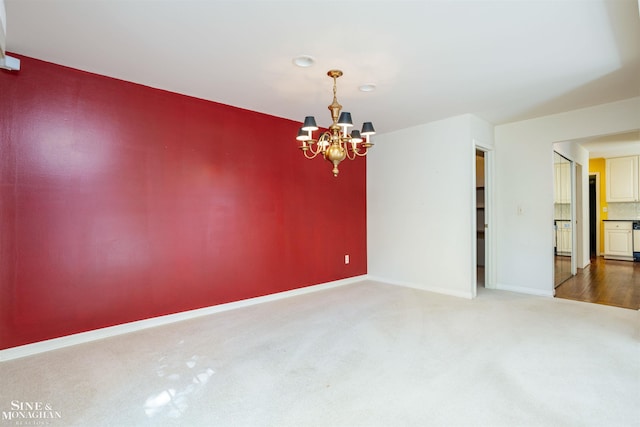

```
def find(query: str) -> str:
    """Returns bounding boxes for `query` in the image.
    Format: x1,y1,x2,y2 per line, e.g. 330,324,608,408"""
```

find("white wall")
367,114,494,299
367,98,638,300
495,97,640,296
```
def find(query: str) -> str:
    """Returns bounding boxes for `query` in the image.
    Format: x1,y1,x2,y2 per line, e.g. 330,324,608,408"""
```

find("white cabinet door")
606,156,638,202
554,163,571,204
556,221,572,255
604,222,633,258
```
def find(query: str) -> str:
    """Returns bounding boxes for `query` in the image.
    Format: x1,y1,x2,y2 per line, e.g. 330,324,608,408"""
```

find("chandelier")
296,70,375,177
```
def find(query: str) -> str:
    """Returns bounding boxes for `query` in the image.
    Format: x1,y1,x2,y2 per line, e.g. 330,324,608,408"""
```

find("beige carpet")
1,281,638,426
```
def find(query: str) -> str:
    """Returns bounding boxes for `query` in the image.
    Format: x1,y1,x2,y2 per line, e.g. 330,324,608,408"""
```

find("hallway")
554,257,640,310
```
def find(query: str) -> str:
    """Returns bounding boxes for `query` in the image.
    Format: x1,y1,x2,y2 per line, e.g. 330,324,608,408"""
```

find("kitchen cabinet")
555,220,572,256
605,156,638,202
554,162,571,203
604,221,633,260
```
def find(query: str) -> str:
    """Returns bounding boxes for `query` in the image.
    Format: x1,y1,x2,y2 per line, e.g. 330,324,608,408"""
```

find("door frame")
573,161,580,275
472,141,495,297
589,172,601,257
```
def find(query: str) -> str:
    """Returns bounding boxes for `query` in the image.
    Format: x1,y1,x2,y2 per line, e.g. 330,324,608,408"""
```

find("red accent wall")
0,55,367,350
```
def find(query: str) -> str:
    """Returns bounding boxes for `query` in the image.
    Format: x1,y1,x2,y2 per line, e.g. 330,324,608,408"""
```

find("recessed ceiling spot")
293,55,315,68
359,84,376,92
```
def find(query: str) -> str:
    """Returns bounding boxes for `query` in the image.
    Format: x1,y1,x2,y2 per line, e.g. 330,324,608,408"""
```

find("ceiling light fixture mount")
359,84,376,92
296,69,375,177
292,55,315,68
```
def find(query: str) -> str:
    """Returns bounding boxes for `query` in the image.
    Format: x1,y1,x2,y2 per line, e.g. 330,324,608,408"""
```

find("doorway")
473,143,494,297
589,173,599,257
475,149,486,290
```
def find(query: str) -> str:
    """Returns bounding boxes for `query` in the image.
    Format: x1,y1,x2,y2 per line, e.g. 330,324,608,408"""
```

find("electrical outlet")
345,255,350,264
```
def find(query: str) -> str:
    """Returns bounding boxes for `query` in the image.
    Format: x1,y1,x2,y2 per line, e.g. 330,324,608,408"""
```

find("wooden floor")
554,255,571,286
554,256,640,310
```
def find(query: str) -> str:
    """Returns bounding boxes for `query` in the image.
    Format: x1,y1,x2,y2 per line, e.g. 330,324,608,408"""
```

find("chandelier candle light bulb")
296,70,375,176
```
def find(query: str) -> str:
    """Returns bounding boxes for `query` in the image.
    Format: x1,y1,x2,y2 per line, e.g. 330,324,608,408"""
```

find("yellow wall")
589,158,607,254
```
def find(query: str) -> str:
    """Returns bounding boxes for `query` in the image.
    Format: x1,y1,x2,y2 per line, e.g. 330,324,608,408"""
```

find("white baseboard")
368,275,474,299
494,282,554,297
0,275,368,362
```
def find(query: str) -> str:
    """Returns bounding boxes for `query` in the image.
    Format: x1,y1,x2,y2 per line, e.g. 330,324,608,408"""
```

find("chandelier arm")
309,140,324,156
351,148,369,157
302,149,323,160
344,141,357,160
299,137,325,159
317,131,332,154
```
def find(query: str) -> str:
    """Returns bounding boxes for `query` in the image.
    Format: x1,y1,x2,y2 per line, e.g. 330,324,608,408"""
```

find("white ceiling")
576,130,640,158
3,0,640,136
